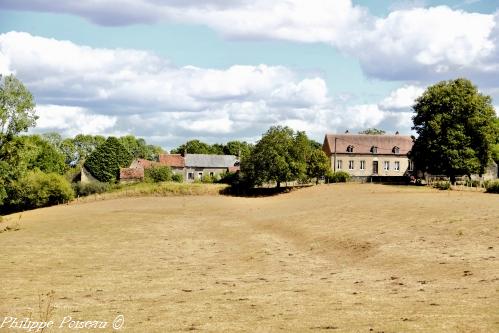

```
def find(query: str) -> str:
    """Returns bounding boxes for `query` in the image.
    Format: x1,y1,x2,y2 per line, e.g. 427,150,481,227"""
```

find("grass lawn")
1,184,498,332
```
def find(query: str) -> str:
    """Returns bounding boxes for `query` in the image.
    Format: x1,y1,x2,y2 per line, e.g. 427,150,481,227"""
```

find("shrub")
464,179,480,187
327,171,351,183
485,180,499,193
201,174,220,183
433,180,451,190
145,165,172,182
72,181,109,197
171,173,183,183
9,170,74,209
201,175,214,183
218,172,239,185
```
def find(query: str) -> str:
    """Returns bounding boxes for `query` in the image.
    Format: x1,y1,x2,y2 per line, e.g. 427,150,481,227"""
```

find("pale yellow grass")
1,184,499,332
73,182,227,203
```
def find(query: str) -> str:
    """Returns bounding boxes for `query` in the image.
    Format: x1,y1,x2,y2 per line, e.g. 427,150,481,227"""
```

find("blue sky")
0,0,498,149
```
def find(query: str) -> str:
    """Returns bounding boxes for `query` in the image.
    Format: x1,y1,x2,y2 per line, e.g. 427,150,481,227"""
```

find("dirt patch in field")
1,184,498,332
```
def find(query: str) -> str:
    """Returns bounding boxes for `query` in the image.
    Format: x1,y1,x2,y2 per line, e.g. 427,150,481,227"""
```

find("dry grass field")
1,184,499,332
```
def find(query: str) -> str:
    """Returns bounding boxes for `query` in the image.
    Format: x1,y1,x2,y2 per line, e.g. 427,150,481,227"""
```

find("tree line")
2,74,499,212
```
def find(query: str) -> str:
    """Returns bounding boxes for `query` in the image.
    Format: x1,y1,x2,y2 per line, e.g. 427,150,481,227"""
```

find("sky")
0,0,498,150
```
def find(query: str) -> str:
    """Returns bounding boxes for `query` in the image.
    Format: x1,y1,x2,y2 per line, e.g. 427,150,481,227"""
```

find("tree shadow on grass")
220,184,313,197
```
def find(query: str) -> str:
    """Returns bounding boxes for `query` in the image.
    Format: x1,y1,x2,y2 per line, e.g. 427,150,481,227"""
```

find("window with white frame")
360,160,366,170
209,172,214,177
394,161,400,171
383,161,390,171
408,160,414,171
198,172,203,179
336,159,343,170
188,172,194,180
349,160,354,170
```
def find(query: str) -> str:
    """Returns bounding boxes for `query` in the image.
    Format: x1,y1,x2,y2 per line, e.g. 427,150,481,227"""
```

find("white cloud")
0,32,324,114
380,85,424,110
1,0,498,84
35,105,117,137
1,31,420,148
346,6,496,80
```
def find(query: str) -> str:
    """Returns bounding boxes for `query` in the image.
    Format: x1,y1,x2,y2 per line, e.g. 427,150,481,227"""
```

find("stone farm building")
323,133,415,181
120,153,240,183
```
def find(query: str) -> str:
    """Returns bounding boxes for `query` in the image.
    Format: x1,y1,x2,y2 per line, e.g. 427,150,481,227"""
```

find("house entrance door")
372,161,378,175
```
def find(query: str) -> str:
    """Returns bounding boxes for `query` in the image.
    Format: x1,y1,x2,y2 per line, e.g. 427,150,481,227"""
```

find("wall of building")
330,154,413,177
81,166,99,184
184,167,228,182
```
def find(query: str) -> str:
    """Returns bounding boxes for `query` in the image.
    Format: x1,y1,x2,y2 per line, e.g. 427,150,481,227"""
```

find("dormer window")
371,146,378,154
346,145,354,153
393,146,400,154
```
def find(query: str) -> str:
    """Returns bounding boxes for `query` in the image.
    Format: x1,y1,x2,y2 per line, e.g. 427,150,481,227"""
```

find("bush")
485,180,499,193
9,170,74,210
201,174,220,183
73,181,109,197
171,173,183,183
433,180,451,190
217,172,239,185
145,166,172,182
327,171,351,183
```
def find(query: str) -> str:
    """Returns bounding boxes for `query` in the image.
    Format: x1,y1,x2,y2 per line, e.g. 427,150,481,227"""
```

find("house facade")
183,154,239,182
121,153,239,183
323,133,414,179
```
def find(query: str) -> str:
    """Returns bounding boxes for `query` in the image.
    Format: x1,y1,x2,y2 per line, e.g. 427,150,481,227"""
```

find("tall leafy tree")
0,74,37,149
241,126,309,188
84,137,133,183
119,135,164,160
412,78,498,181
0,75,38,205
171,140,220,155
24,135,67,174
307,149,331,184
223,140,253,159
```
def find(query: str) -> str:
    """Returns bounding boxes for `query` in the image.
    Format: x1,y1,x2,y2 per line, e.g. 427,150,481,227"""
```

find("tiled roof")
185,154,238,168
136,159,158,168
120,167,144,180
159,154,185,167
323,134,413,155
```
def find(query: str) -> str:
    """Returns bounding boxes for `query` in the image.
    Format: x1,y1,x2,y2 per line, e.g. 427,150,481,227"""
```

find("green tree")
359,128,386,135
119,135,164,160
0,75,37,206
307,149,331,184
24,135,67,174
73,134,106,163
84,137,133,183
241,126,309,188
411,78,498,182
171,140,220,155
223,140,253,159
0,74,37,149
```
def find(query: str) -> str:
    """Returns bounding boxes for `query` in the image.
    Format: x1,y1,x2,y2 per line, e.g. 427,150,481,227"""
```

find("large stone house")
120,153,239,183
322,133,414,180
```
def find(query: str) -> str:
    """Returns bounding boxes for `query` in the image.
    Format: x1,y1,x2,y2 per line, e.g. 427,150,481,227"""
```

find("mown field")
1,184,498,332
